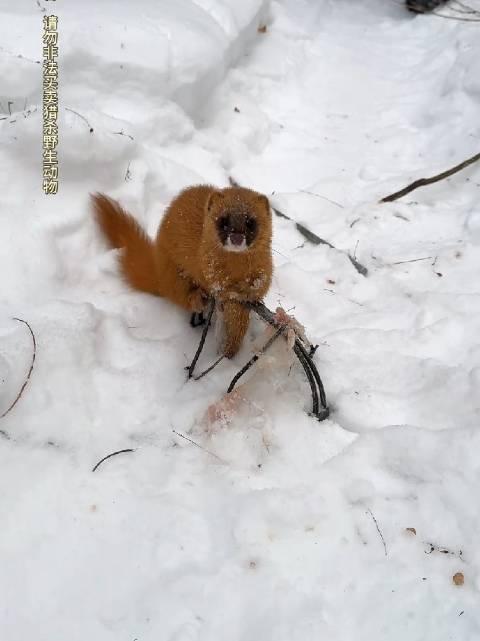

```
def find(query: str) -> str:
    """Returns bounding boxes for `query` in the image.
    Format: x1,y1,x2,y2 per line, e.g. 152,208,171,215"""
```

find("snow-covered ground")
1,0,480,639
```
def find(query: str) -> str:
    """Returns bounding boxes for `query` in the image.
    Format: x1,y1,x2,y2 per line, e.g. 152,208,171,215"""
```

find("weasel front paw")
188,287,209,313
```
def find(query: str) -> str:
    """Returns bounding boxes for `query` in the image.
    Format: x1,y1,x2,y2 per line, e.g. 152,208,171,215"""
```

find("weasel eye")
246,217,257,231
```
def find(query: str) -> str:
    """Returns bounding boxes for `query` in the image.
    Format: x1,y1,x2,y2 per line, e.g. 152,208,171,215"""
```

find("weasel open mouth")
215,210,258,251
225,233,247,252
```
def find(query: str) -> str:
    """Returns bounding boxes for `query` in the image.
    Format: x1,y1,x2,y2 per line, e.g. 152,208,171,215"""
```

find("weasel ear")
207,190,225,213
256,194,271,215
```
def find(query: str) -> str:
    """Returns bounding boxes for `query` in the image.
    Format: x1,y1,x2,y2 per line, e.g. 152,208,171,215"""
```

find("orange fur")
91,194,158,295
92,185,273,357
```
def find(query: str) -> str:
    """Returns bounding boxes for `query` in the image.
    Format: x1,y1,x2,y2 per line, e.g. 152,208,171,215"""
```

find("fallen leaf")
453,572,464,586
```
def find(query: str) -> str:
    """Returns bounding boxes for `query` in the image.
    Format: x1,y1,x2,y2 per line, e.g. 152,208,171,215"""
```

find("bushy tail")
91,192,158,295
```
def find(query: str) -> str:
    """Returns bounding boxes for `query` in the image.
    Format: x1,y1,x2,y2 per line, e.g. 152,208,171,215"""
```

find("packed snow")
1,0,479,639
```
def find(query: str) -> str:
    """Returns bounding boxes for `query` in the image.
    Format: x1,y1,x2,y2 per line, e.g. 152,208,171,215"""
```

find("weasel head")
206,187,271,253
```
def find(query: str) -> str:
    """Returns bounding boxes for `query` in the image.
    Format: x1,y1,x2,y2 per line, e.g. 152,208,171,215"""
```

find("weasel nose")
230,233,244,246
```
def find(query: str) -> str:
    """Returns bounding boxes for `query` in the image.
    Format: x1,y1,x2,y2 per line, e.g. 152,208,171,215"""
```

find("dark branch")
187,299,215,378
1,318,37,419
293,341,319,416
348,254,368,276
295,221,335,248
295,338,328,409
380,151,480,203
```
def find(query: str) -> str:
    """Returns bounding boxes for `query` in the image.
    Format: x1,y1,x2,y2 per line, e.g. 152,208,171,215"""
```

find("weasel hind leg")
155,251,207,312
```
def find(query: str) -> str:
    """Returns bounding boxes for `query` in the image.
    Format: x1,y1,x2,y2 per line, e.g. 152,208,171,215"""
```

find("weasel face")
206,187,271,255
216,211,258,252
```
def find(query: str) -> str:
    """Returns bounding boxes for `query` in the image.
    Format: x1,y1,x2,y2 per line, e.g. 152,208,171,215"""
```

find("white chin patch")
224,237,247,252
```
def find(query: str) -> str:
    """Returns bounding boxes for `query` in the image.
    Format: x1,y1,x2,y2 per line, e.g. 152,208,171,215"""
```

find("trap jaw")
188,299,330,422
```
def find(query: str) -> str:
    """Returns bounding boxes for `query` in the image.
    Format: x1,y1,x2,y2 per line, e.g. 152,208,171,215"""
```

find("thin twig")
432,10,480,19
187,299,215,378
0,318,36,419
453,0,480,14
227,326,285,393
323,288,364,307
367,508,387,556
65,107,94,133
172,429,223,461
391,256,433,265
380,151,480,203
451,0,480,14
92,448,135,472
112,130,134,141
298,189,344,209
194,355,225,380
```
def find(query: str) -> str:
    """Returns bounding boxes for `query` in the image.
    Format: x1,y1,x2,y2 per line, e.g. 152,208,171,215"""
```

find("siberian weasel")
92,185,273,357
